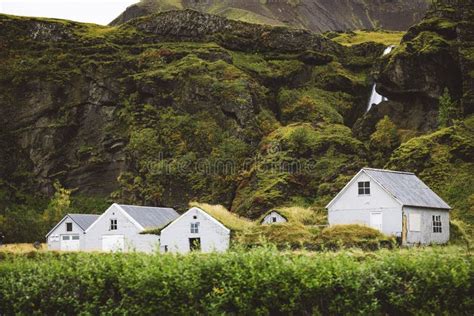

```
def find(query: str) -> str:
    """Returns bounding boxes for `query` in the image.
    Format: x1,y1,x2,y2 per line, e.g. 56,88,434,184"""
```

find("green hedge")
0,247,472,315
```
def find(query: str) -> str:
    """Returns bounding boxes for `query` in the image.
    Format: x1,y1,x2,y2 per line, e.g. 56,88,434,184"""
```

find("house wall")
160,208,230,254
47,216,85,251
328,173,403,236
404,207,450,245
84,204,160,253
262,211,287,224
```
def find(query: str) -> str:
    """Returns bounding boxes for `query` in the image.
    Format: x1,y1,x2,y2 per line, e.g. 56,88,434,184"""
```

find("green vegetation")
387,117,474,236
370,116,400,167
317,225,395,250
438,87,459,127
190,202,255,232
0,247,472,314
332,30,404,46
231,123,367,217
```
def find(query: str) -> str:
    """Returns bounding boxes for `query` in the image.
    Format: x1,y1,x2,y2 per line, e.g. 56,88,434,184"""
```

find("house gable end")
162,207,230,234
46,214,84,238
85,203,144,233
326,169,403,210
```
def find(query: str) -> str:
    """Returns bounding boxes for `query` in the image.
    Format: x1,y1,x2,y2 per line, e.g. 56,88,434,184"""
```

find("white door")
370,212,383,231
102,235,125,252
60,235,80,251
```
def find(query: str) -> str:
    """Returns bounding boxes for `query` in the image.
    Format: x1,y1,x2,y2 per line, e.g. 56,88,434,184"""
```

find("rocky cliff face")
0,1,472,230
0,11,379,215
355,0,474,137
111,0,430,33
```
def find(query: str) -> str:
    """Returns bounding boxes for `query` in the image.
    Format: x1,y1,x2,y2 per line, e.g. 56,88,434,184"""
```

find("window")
358,181,370,195
193,215,197,219
72,236,80,240
110,219,117,231
66,222,73,232
272,217,277,223
62,236,70,240
432,215,442,233
191,222,199,234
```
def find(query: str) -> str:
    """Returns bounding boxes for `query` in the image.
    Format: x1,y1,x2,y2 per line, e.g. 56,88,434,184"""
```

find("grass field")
0,243,47,253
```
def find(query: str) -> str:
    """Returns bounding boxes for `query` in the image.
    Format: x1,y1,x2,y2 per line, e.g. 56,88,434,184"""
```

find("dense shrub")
316,224,396,250
0,247,471,315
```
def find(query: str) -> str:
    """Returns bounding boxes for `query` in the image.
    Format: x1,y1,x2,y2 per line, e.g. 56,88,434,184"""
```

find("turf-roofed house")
46,214,100,251
327,168,451,245
84,204,179,253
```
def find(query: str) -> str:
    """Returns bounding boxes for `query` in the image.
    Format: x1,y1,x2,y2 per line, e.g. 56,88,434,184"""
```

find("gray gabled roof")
46,213,100,237
68,214,100,231
117,204,180,229
363,168,451,210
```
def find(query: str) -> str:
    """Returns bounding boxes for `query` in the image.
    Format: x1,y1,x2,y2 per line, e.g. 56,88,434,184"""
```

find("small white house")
46,214,100,251
261,210,288,224
84,203,179,253
160,207,230,253
326,168,451,245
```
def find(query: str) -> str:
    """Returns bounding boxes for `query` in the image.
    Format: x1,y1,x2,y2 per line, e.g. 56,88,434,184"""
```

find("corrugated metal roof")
118,204,180,229
69,214,100,231
363,168,451,209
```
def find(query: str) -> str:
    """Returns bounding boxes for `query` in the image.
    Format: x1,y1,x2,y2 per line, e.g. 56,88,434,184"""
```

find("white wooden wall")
261,211,287,224
160,207,230,254
84,204,160,253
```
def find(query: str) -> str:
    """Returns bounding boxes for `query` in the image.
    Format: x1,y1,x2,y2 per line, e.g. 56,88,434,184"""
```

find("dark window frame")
358,181,371,195
191,222,200,234
432,215,442,233
110,219,118,231
66,222,73,232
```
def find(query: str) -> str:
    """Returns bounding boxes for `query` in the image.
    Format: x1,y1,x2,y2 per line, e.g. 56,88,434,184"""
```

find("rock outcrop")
111,0,430,33
355,0,474,137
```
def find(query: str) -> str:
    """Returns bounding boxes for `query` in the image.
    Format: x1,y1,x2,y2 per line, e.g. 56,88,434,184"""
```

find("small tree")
438,88,458,128
370,116,399,152
42,181,72,230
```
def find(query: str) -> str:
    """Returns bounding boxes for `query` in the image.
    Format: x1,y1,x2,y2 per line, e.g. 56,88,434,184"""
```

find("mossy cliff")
358,0,474,137
0,1,473,240
0,10,378,219
111,0,430,33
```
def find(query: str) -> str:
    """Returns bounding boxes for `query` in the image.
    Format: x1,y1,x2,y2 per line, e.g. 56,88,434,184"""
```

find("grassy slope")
332,30,405,46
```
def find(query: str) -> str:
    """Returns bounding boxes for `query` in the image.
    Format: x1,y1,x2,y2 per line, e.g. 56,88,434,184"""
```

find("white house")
84,203,179,253
160,207,230,253
326,168,451,245
46,214,100,251
261,210,288,224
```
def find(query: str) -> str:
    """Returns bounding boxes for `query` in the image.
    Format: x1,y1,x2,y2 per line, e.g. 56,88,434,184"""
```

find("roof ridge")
117,204,175,210
68,213,100,216
363,167,414,175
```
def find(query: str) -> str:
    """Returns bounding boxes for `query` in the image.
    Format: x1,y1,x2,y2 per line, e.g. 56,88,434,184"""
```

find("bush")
316,224,396,250
0,247,472,315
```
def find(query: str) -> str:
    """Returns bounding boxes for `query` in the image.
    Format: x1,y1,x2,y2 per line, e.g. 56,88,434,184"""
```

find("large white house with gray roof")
327,168,451,245
46,214,100,251
83,203,179,253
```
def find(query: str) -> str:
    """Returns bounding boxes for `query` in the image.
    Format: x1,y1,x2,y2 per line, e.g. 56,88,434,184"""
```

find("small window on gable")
110,219,117,231
358,181,370,195
193,215,197,219
272,217,277,223
66,222,73,232
191,222,199,234
432,215,442,233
